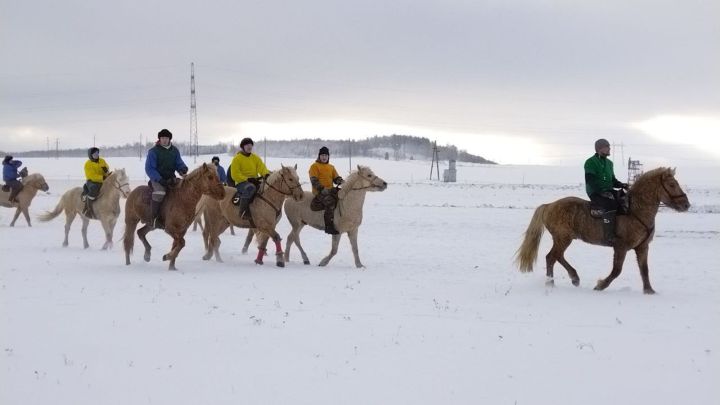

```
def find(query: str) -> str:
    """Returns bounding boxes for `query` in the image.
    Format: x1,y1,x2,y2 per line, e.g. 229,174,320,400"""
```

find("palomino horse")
123,163,225,270
515,167,690,294
38,169,131,249
199,165,304,266
0,172,50,227
284,165,387,268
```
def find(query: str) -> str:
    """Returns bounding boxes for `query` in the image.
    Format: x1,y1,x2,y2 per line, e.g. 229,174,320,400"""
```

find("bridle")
257,171,301,217
114,176,130,198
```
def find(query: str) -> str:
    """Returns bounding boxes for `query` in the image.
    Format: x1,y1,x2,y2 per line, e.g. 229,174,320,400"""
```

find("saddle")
589,189,629,218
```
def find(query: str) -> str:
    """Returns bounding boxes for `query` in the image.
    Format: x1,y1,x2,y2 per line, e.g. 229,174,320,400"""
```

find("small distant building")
443,159,457,182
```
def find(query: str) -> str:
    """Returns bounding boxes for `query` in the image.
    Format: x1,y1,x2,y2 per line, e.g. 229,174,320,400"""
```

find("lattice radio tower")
190,62,199,163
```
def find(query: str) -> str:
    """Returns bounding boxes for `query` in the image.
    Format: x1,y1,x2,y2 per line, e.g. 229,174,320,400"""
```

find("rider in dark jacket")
584,138,628,245
144,129,188,228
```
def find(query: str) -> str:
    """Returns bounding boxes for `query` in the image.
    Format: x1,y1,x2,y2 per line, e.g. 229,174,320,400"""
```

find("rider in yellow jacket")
230,138,270,219
83,147,110,218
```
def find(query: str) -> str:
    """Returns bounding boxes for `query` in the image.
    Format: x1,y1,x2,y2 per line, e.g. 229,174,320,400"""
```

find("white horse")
0,172,50,227
284,165,387,268
38,169,131,249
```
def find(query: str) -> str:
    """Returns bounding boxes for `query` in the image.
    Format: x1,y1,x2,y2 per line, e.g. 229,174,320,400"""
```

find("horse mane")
265,170,280,185
629,167,672,202
342,166,369,189
22,173,43,186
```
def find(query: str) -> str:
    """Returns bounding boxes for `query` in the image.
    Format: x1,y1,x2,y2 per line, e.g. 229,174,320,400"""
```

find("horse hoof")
303,260,310,265
571,279,580,287
644,288,656,295
277,262,285,268
241,249,248,254
202,255,211,261
162,254,170,261
144,254,151,262
62,243,68,247
255,260,264,265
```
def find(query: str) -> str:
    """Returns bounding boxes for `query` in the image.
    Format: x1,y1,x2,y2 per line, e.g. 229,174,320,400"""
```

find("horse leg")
63,211,77,247
81,217,90,249
634,244,655,294
544,237,564,287
212,223,229,263
548,237,579,286
201,223,213,261
318,234,342,267
137,225,153,262
163,235,186,271
100,218,115,250
594,247,629,291
230,225,235,235
22,207,32,227
124,218,140,265
271,231,284,268
10,207,22,227
241,228,253,254
285,224,310,265
347,228,364,268
255,234,269,265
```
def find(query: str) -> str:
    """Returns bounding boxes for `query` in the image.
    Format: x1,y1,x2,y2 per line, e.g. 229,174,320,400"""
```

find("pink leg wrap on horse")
274,239,283,254
256,248,267,263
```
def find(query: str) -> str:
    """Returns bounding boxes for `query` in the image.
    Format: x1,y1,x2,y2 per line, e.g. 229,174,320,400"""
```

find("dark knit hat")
240,138,254,148
319,146,329,156
595,138,610,152
3,155,13,164
158,129,173,140
211,156,220,163
88,147,100,159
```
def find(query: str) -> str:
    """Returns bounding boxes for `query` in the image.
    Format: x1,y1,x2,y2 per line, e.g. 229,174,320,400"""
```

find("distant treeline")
5,135,495,164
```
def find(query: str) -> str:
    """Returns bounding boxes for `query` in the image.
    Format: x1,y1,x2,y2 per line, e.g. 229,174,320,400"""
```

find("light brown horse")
515,167,690,294
0,173,50,227
38,169,131,249
123,163,225,270
199,165,304,266
284,165,387,268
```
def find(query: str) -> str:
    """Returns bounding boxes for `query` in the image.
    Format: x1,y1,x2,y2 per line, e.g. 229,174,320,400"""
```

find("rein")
256,173,299,217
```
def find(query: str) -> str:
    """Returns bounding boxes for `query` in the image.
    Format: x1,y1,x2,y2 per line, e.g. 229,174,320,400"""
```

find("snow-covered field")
1,155,719,405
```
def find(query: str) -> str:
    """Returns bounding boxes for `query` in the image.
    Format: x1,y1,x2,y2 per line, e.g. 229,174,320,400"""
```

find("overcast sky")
1,0,719,166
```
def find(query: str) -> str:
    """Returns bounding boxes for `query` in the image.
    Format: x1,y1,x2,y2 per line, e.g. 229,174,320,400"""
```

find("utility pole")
55,138,59,159
190,62,199,163
46,137,50,159
429,140,440,180
264,137,267,162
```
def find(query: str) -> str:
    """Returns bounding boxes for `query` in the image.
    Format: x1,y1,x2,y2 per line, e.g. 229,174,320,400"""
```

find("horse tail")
515,204,547,273
123,222,135,257
37,199,65,222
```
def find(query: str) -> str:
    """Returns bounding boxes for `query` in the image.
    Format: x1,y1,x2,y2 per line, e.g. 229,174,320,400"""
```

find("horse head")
355,165,387,192
657,167,690,212
278,164,304,201
23,173,49,192
197,163,226,200
111,168,131,198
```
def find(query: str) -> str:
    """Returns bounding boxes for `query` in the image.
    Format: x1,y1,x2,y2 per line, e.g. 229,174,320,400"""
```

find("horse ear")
672,167,676,175
357,165,361,172
281,163,285,169
294,163,297,170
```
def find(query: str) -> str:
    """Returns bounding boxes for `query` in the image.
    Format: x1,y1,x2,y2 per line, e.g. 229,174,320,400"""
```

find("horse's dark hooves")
571,279,580,287
644,289,656,295
162,254,170,261
143,255,151,262
255,260,264,265
303,260,310,265
277,262,285,268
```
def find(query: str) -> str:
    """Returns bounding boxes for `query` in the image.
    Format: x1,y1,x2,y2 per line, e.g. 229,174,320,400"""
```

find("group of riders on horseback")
4,131,626,243
16,129,342,234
